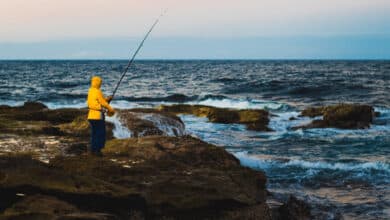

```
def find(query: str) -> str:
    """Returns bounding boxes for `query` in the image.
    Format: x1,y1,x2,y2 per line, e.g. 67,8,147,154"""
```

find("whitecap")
234,152,390,173
189,98,287,110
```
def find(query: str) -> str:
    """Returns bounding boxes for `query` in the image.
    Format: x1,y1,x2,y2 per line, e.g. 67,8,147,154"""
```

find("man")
87,76,115,155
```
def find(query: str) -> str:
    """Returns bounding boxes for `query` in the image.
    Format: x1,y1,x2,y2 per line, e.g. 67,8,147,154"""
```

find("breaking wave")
190,98,288,110
234,152,390,176
139,113,187,137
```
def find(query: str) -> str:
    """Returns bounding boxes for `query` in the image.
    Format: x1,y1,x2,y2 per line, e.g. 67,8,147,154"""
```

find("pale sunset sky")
1,0,389,59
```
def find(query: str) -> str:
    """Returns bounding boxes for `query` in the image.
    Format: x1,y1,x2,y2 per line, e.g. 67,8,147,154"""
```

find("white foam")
140,113,186,137
110,100,151,109
375,107,390,116
268,111,313,132
46,100,144,110
285,159,390,171
190,98,286,110
46,102,87,109
0,100,25,107
106,115,132,139
234,152,390,172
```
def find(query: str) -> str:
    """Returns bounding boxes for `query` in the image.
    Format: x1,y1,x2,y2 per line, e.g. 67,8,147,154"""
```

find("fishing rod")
110,11,166,101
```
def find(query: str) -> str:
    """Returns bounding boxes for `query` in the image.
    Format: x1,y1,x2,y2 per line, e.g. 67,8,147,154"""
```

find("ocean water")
1,60,389,219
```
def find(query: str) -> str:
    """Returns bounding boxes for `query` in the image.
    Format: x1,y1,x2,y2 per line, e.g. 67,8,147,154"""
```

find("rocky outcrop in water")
294,104,375,130
272,196,312,220
159,104,272,131
116,109,186,137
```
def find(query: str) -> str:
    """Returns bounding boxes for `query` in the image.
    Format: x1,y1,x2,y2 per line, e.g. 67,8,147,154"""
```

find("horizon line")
1,58,389,61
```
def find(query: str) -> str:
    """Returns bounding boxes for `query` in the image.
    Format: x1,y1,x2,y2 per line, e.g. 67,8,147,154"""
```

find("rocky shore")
1,101,378,219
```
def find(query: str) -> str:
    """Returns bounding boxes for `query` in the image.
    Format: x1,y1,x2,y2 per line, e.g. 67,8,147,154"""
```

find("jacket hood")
91,76,102,89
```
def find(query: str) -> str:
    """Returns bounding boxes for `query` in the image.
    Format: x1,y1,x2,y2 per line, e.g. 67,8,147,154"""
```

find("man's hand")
107,109,115,117
106,96,113,103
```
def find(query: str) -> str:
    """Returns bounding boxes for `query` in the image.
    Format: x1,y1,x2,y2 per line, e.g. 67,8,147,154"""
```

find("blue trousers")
88,119,106,153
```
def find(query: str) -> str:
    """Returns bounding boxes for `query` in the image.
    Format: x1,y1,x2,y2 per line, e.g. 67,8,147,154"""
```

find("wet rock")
274,196,311,220
93,136,269,218
300,107,326,118
0,135,270,219
0,155,146,219
5,107,87,125
295,104,375,129
0,102,114,139
42,126,63,136
116,109,186,137
289,117,297,121
0,103,114,162
221,203,272,220
0,194,120,220
165,94,192,103
1,194,78,218
64,142,88,155
159,104,271,131
22,101,48,111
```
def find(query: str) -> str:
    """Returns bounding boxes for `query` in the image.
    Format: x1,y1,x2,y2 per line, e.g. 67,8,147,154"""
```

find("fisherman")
87,76,115,156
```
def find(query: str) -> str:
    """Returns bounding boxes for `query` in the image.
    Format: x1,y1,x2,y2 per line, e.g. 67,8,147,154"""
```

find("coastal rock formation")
272,196,312,220
295,104,375,129
0,102,88,136
0,136,272,219
158,104,272,131
0,102,311,219
116,109,186,137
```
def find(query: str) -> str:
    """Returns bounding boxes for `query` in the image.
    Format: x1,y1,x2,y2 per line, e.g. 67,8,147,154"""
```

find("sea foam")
234,152,390,172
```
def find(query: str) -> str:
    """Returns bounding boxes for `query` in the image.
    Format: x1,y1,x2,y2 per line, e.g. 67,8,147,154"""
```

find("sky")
1,0,389,59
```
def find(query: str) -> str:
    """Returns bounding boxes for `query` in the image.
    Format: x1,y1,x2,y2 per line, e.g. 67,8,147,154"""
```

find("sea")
0,60,389,219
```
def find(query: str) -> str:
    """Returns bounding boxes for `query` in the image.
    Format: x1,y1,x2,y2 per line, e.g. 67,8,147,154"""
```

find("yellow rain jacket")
87,76,115,120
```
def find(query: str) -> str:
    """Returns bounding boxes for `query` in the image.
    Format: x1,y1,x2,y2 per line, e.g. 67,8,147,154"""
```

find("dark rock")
0,194,120,220
0,103,114,140
0,155,146,219
294,104,375,130
323,104,374,126
300,107,325,118
275,196,311,220
165,94,192,102
22,101,48,111
289,117,297,121
64,142,88,155
117,109,185,137
221,203,272,220
159,104,271,131
42,126,63,136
